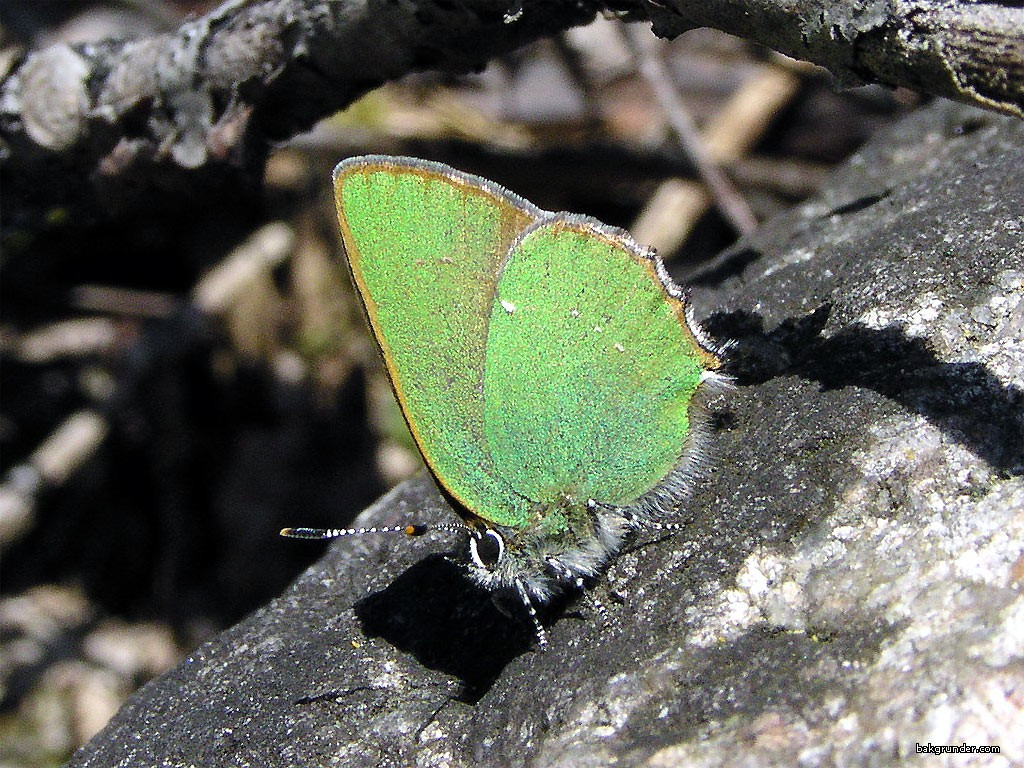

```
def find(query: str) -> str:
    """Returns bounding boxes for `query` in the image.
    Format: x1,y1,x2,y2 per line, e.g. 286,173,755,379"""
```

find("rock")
69,100,1024,767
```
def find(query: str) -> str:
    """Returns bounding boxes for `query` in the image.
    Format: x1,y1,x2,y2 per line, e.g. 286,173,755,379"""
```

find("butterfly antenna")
280,523,466,539
514,577,548,651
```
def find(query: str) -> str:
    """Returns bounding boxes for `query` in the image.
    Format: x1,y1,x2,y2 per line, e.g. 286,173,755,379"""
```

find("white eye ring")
469,528,505,569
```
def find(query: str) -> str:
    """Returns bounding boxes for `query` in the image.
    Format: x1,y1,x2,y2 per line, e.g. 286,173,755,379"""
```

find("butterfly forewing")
334,157,539,526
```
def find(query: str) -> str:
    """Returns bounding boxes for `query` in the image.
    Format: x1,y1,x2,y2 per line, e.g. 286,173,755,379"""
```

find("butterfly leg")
513,577,549,650
586,498,690,533
578,582,616,631
545,557,616,633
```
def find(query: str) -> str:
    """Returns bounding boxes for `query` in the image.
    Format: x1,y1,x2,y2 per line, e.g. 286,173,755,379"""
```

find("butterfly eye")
469,528,505,569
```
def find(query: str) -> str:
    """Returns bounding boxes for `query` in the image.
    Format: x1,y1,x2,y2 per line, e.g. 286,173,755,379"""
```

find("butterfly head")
462,496,631,600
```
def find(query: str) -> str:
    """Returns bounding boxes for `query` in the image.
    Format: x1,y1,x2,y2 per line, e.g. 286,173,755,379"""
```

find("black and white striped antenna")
280,522,466,540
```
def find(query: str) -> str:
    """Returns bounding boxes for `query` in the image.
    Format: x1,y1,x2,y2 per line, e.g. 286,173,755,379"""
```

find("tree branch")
645,0,1024,119
0,0,601,222
1,0,1020,224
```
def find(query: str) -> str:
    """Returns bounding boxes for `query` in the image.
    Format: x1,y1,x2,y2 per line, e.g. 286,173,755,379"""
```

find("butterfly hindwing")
482,215,716,509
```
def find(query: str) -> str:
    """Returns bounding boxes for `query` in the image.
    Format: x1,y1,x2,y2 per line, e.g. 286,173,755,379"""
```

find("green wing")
482,216,719,508
334,156,539,527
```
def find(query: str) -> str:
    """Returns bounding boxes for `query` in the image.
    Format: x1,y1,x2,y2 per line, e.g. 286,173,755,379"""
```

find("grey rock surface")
69,100,1024,767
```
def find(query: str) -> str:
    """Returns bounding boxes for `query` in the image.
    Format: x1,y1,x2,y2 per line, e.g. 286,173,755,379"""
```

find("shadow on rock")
354,555,538,702
707,307,1024,476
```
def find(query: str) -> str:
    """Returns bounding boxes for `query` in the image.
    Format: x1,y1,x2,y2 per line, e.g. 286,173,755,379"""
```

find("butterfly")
282,156,728,647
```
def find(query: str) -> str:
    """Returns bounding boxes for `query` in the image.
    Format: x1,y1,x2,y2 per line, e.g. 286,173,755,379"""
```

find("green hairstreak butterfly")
282,156,728,647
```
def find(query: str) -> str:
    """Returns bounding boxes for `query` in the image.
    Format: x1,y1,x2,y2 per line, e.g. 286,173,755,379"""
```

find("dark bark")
645,0,1024,117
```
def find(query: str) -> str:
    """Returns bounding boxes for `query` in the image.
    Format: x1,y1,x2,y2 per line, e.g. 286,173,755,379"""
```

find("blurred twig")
0,223,296,550
631,57,801,257
71,286,178,319
0,412,109,544
621,23,757,240
11,318,121,363
192,222,295,314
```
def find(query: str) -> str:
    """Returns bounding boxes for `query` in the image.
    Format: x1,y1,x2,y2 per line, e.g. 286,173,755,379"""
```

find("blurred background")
0,1,917,764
